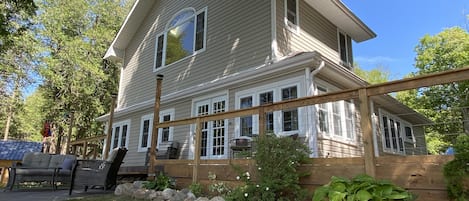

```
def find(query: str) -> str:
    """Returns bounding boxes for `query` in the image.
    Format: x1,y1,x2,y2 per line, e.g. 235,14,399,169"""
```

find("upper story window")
154,8,207,70
285,0,299,31
338,31,353,67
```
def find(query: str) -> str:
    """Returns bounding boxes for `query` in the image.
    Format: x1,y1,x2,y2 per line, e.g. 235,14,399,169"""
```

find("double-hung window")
154,8,207,70
285,0,299,31
235,79,303,137
338,31,353,67
111,120,130,149
316,85,356,142
138,109,175,152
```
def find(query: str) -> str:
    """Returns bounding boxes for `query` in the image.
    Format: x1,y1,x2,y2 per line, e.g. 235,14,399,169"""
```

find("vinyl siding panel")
276,0,339,62
119,0,271,109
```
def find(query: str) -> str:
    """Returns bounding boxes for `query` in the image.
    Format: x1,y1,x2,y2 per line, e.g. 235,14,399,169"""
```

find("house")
0,140,42,184
99,0,429,168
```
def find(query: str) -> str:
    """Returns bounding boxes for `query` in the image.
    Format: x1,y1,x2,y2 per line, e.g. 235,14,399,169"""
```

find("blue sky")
342,0,469,80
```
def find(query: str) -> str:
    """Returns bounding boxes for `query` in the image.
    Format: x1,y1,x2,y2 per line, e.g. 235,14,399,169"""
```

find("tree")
0,30,40,140
0,0,36,53
353,64,390,84
397,27,469,153
35,0,132,149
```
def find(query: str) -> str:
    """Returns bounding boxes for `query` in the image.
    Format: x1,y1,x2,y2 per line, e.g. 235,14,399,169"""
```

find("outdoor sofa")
7,152,77,190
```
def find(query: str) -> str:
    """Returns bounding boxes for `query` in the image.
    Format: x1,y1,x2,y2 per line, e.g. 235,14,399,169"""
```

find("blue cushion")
61,158,74,170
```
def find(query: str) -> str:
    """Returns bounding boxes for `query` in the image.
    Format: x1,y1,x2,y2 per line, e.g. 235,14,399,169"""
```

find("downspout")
306,61,325,158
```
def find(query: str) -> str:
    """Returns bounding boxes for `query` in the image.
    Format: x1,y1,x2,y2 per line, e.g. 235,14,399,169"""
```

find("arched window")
155,8,206,70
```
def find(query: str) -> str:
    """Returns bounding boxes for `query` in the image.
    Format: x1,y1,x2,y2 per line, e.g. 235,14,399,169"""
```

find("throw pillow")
61,158,75,170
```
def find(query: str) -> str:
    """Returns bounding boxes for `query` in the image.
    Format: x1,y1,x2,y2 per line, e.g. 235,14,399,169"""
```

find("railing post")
192,118,202,182
359,88,376,177
149,74,164,179
258,106,265,137
104,93,117,159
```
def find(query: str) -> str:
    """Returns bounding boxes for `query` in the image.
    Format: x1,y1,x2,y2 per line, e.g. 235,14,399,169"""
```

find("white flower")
258,167,262,170
244,193,248,197
236,176,240,180
245,172,250,177
265,187,269,191
247,176,250,180
256,184,260,188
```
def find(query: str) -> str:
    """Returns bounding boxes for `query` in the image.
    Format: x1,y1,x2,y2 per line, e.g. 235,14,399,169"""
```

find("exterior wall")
275,0,340,63
119,0,272,109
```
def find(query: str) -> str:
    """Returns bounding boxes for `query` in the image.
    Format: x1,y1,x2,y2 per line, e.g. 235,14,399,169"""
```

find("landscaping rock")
209,196,225,201
162,188,176,199
133,188,150,200
195,197,210,201
114,183,133,196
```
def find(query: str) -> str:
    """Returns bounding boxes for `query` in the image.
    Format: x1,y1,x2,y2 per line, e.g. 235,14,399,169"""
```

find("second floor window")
285,0,298,29
155,8,207,70
338,31,353,67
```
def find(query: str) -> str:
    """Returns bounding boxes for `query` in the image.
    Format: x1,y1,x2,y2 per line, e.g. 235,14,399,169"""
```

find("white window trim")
153,7,207,72
234,77,305,137
337,30,352,67
138,114,153,152
190,92,229,160
110,119,131,150
284,0,299,33
379,109,409,155
158,108,175,148
315,82,357,145
137,109,176,153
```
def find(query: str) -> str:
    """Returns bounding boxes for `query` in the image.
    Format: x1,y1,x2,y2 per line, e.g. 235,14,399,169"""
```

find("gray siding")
119,0,272,109
276,0,340,62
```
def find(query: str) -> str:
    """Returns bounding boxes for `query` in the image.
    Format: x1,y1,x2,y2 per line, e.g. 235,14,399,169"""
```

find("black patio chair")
68,147,127,195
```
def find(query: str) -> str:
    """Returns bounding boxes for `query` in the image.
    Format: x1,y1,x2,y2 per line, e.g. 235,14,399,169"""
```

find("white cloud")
354,56,396,64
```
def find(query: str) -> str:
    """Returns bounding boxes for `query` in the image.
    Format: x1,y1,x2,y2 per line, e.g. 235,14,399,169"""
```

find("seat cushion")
16,168,55,176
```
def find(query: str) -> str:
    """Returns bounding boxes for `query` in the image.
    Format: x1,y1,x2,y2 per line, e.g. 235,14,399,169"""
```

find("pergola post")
258,106,265,137
104,93,117,159
149,74,164,179
359,88,376,177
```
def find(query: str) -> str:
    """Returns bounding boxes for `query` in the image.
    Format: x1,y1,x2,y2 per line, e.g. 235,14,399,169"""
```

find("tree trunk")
3,78,20,140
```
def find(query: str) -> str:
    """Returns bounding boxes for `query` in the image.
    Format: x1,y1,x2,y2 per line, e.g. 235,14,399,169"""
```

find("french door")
195,96,228,159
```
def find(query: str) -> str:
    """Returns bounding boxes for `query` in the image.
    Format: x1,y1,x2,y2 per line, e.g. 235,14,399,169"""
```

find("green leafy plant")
207,171,231,196
312,174,416,201
444,134,469,200
189,182,203,197
143,172,174,191
226,133,311,201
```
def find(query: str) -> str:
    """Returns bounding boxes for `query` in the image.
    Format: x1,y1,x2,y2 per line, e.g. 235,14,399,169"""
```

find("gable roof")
0,140,42,160
104,0,376,60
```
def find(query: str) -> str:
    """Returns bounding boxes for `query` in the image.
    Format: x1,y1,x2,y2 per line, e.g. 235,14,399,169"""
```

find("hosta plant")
312,174,416,201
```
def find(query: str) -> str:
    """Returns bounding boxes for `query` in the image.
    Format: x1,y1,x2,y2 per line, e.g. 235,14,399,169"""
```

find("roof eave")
304,0,377,42
104,0,155,60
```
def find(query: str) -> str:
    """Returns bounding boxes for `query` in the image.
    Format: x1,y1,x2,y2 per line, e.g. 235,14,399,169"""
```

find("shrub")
143,172,174,191
226,133,310,201
444,134,469,200
189,182,203,197
312,174,416,201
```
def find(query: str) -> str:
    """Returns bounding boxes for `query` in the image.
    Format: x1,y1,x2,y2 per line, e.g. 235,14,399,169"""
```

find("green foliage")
0,0,36,53
444,134,469,200
353,65,390,84
397,27,469,149
226,134,311,201
34,0,133,141
312,174,416,201
189,182,203,197
208,171,231,196
143,172,174,191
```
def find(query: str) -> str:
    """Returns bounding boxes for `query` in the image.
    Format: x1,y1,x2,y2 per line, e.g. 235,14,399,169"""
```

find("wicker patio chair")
68,147,127,195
